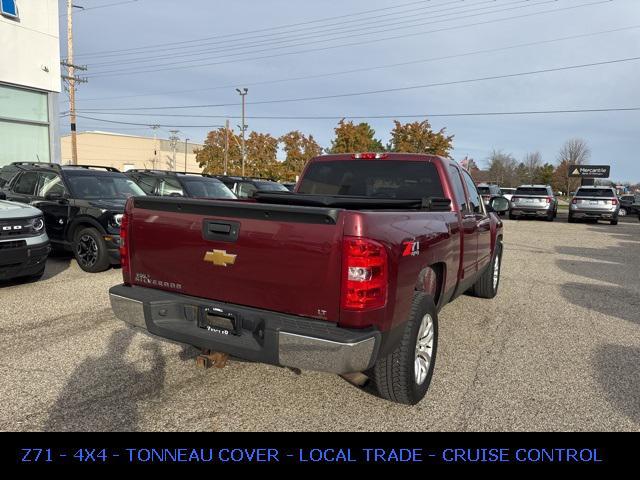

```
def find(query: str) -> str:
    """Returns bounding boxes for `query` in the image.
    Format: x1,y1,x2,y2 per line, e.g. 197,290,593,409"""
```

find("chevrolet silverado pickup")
109,153,507,405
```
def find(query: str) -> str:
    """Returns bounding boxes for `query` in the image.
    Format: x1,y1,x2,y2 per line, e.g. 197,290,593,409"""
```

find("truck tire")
369,293,438,405
73,227,110,273
470,241,503,299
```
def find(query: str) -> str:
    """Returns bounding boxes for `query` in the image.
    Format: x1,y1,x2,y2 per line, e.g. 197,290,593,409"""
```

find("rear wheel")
568,214,576,223
369,293,438,405
509,212,518,220
619,208,627,217
546,210,554,222
610,218,618,226
73,227,110,273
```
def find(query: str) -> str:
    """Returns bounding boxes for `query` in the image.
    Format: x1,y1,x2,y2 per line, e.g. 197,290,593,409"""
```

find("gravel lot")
1,216,638,432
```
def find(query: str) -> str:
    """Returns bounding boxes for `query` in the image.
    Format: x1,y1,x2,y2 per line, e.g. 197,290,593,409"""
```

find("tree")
486,150,519,187
329,119,384,153
556,138,591,195
522,151,542,183
387,120,454,156
538,163,555,185
196,127,242,175
245,131,279,178
280,130,323,179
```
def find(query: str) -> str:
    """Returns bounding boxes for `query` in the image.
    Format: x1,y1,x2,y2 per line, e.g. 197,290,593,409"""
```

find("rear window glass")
182,178,236,199
298,160,444,199
515,187,548,196
477,187,491,195
575,188,615,197
254,181,289,192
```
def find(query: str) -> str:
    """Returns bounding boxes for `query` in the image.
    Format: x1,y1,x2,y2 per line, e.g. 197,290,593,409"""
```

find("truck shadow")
593,344,640,426
44,328,166,432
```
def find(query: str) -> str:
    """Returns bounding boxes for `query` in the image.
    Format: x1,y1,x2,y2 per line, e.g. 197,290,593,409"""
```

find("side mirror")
0,191,6,200
45,192,68,203
490,196,510,213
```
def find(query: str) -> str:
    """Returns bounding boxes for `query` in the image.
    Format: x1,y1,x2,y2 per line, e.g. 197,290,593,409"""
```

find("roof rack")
63,164,121,172
212,174,278,182
126,169,211,177
11,162,61,171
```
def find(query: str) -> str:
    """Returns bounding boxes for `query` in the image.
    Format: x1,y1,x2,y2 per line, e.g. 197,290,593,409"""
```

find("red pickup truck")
109,153,508,404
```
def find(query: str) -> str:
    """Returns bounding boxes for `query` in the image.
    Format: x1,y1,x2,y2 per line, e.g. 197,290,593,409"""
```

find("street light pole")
236,88,248,176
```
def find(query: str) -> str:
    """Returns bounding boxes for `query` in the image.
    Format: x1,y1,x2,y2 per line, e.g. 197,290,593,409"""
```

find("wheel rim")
619,209,627,217
492,252,501,290
76,234,98,267
414,314,434,385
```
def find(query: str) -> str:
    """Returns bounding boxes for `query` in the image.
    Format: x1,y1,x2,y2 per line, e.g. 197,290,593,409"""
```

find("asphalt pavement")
1,216,638,431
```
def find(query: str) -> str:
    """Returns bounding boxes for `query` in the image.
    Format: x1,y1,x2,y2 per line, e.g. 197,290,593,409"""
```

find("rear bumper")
0,235,50,281
109,284,380,374
510,206,551,216
570,209,617,219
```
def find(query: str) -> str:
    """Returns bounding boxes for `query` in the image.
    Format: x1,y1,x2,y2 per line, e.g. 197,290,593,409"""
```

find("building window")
0,0,19,19
0,84,48,123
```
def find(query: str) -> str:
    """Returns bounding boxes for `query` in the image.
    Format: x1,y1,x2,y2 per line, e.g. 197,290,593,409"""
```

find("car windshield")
181,177,236,199
67,174,145,199
575,188,615,198
515,187,548,196
297,160,444,199
254,181,289,192
501,188,516,194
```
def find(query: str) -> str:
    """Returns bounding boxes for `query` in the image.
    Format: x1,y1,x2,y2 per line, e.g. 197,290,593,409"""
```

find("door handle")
202,220,240,242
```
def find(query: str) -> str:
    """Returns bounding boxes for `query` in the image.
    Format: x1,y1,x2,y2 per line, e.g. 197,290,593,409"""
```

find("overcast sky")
58,0,640,182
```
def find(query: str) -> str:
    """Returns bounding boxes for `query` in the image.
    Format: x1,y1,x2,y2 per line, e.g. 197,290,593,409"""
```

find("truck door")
461,170,492,273
449,166,478,286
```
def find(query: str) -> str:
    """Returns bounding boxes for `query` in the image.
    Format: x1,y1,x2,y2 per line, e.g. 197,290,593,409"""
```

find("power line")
69,107,640,128
73,0,457,58
60,0,141,16
88,0,504,67
88,0,568,77
76,55,640,113
71,24,640,104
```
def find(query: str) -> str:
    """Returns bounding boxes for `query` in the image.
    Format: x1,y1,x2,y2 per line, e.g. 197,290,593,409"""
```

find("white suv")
569,187,620,225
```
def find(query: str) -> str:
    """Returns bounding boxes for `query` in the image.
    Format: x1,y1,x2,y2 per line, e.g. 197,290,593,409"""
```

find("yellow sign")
203,250,237,267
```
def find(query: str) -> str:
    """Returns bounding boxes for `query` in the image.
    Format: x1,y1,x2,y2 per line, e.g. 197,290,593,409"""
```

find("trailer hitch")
195,349,229,369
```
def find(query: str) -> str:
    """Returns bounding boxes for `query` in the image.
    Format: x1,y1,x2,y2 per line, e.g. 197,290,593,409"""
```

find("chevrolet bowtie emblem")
203,250,237,267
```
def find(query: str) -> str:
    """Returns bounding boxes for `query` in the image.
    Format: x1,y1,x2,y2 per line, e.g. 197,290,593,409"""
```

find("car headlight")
110,214,123,228
32,217,44,232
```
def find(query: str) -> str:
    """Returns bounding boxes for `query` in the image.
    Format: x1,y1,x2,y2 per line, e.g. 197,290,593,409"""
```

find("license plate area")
198,307,241,336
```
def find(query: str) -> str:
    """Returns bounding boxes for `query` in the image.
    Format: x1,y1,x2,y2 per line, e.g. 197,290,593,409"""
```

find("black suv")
0,162,52,188
213,175,290,199
125,170,236,199
2,164,145,273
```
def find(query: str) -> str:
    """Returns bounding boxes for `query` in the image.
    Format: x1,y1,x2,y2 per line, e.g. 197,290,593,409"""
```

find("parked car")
281,182,297,191
500,187,516,202
3,164,145,272
213,175,290,199
109,152,508,405
0,192,50,282
569,186,620,225
477,184,503,205
125,170,236,199
619,194,639,217
509,185,558,221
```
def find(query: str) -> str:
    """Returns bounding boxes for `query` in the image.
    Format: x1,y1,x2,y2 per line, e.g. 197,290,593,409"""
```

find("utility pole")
236,88,248,176
224,119,229,175
63,1,88,165
169,130,180,171
150,125,160,169
184,137,189,173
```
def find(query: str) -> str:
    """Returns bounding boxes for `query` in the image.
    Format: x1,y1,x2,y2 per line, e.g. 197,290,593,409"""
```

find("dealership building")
0,0,61,167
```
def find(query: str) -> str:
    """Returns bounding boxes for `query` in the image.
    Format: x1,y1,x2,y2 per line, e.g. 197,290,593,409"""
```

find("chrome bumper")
109,289,378,374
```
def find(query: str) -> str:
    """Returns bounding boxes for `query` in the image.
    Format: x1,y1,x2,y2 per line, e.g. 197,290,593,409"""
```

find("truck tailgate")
128,197,344,321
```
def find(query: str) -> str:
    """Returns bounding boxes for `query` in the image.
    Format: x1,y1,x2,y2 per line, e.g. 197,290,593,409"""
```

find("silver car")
509,185,558,222
569,186,620,225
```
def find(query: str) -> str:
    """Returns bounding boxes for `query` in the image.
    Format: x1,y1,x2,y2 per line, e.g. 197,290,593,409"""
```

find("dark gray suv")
509,185,558,222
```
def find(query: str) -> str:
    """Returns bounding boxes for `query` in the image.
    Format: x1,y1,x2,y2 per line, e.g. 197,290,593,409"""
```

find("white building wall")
0,0,61,93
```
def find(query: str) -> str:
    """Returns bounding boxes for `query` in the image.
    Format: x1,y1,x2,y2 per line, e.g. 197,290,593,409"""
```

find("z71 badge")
402,240,420,257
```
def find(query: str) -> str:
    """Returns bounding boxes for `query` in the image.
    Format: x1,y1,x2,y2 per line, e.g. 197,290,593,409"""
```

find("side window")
461,171,484,215
133,175,158,195
237,182,257,199
37,172,68,198
158,177,184,196
12,172,39,195
448,166,468,212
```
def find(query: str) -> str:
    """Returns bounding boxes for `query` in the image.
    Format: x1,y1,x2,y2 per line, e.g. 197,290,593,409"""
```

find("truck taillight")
119,200,133,285
341,236,388,311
